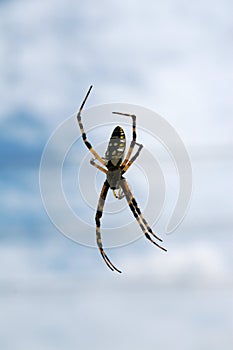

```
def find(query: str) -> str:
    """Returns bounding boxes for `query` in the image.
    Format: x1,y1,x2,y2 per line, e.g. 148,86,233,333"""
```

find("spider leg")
121,179,167,252
77,86,106,166
90,158,107,174
121,142,143,174
112,112,136,167
123,181,163,242
95,180,122,273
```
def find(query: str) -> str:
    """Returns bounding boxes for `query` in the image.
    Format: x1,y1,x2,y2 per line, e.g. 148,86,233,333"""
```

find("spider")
76,86,166,273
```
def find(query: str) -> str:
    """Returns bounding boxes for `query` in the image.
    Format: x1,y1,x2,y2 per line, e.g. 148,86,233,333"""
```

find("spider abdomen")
105,126,126,166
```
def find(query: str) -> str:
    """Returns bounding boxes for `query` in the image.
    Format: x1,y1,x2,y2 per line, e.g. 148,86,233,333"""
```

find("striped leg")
122,142,143,174
77,86,106,166
121,179,167,252
122,180,163,242
95,180,122,273
90,159,107,174
112,112,136,167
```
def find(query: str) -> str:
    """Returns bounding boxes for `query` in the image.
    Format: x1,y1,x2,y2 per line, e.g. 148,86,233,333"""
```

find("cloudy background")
0,0,232,349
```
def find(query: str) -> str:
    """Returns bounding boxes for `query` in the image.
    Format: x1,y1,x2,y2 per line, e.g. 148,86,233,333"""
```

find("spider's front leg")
120,179,166,251
95,180,122,273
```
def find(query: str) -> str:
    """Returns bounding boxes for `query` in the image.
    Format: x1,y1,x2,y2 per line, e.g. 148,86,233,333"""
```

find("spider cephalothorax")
77,86,166,273
106,166,122,190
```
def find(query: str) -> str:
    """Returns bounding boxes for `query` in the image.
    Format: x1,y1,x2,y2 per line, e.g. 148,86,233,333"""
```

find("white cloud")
0,3,232,349
121,241,232,287
0,0,232,148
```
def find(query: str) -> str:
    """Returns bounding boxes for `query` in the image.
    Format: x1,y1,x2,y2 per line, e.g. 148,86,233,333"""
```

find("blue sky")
0,0,232,349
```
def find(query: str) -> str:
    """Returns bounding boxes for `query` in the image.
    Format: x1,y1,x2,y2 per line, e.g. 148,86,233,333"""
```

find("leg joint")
95,210,102,222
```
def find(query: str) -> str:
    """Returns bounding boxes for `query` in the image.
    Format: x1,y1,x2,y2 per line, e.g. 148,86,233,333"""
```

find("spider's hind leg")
77,86,106,166
121,142,143,174
90,158,107,174
112,111,137,168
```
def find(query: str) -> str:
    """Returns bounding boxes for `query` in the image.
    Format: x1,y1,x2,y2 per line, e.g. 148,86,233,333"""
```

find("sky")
0,0,232,349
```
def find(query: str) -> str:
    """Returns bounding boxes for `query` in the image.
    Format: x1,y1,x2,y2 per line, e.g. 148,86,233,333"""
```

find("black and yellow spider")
77,86,166,273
